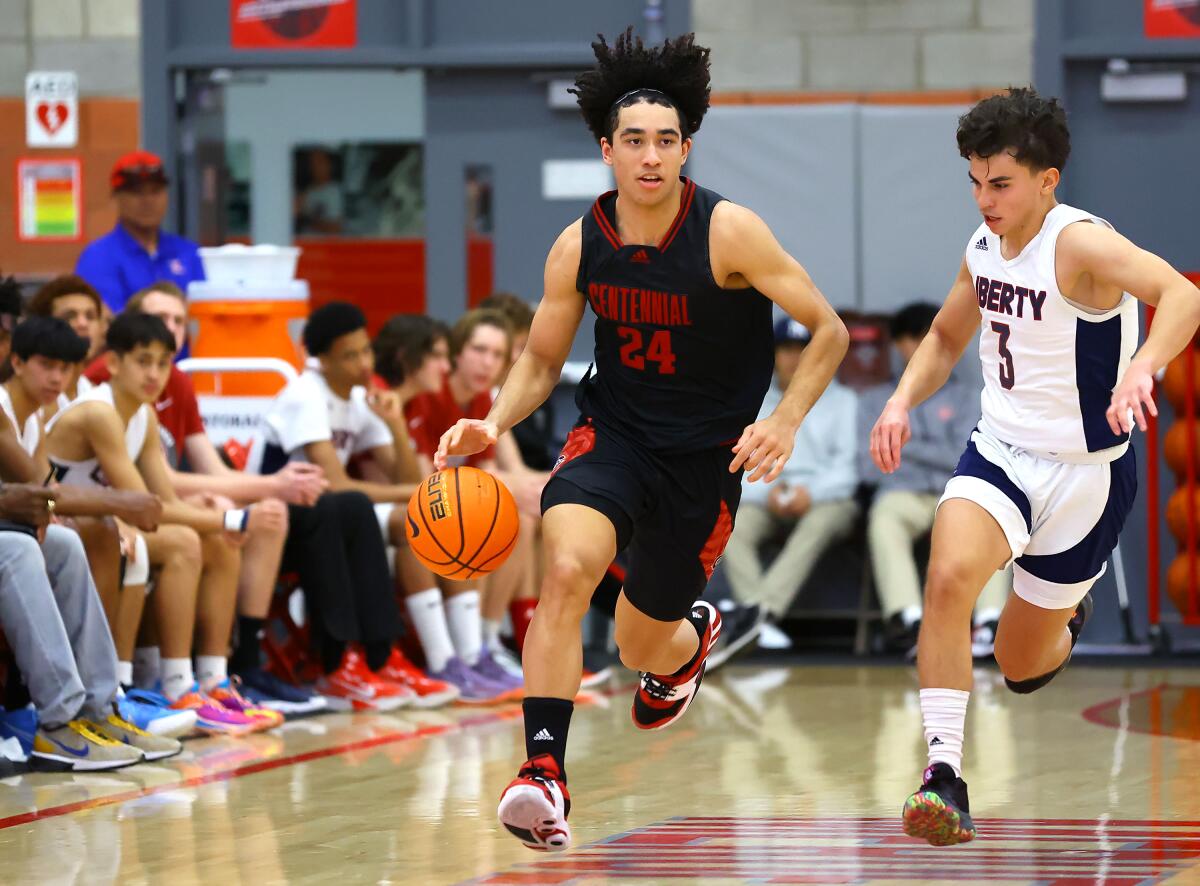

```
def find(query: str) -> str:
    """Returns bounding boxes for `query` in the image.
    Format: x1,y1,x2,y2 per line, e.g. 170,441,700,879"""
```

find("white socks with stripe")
920,688,969,776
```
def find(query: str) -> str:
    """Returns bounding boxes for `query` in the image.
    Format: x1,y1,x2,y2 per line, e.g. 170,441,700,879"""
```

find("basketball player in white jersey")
870,87,1200,846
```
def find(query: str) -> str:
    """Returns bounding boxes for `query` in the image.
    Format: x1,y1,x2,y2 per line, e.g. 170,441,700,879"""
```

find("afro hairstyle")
571,27,711,144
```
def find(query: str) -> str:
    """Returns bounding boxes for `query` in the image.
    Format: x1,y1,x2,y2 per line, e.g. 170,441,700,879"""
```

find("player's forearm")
890,328,961,410
1132,281,1200,373
52,485,132,518
771,319,849,429
161,500,224,533
326,473,417,504
169,467,278,505
487,353,560,435
390,423,424,483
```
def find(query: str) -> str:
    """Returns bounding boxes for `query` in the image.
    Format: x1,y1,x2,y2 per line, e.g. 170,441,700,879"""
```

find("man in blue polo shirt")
75,151,205,314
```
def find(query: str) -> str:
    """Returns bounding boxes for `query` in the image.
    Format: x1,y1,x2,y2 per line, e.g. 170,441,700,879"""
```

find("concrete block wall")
695,0,1033,93
0,0,139,97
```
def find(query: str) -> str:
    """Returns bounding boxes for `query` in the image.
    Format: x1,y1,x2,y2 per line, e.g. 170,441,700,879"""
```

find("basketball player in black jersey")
436,30,848,852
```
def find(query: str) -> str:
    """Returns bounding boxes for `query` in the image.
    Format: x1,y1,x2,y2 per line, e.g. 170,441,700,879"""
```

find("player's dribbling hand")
730,415,795,483
435,419,499,471
870,399,912,474
1107,358,1156,435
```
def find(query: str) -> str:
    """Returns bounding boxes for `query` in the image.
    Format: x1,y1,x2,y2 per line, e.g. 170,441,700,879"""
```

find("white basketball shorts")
938,426,1136,610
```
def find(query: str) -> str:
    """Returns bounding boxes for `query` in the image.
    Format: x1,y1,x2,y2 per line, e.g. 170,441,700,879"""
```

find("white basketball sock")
920,688,969,777
445,590,484,667
406,588,456,673
195,655,228,691
483,618,503,651
116,660,133,688
133,646,160,689
161,658,195,701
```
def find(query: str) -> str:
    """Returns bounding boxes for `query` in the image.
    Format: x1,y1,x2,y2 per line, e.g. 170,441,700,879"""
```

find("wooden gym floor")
2,663,1200,885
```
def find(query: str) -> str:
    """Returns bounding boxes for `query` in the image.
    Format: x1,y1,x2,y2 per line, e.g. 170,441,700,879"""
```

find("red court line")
0,687,623,831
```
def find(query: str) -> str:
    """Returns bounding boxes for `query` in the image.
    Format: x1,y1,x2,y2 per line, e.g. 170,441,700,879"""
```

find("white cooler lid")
187,279,310,303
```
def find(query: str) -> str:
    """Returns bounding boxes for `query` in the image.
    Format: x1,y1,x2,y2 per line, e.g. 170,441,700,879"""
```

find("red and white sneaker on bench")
632,601,722,731
497,753,572,852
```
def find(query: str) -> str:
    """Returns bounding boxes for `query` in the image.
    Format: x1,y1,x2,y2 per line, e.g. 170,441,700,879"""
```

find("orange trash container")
185,279,310,396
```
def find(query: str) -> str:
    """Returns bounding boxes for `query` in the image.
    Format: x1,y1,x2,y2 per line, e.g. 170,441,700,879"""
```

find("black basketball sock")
364,639,392,672
231,616,265,673
523,697,574,781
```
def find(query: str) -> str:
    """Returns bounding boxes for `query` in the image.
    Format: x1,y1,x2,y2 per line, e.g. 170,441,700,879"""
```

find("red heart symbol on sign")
36,102,69,135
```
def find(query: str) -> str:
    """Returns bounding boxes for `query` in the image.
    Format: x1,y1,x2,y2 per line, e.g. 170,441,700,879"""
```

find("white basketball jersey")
46,382,150,488
965,203,1138,462
0,386,42,458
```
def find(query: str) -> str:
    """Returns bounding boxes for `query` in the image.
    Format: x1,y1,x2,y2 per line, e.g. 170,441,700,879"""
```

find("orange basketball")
1161,352,1200,413
1167,486,1200,544
1164,420,1200,476
405,466,519,580
1167,554,1200,618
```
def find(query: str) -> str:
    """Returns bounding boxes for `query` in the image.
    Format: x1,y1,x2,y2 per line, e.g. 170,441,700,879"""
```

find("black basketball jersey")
574,177,775,453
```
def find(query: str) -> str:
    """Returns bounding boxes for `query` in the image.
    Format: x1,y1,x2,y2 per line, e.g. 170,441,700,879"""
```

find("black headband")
608,88,675,116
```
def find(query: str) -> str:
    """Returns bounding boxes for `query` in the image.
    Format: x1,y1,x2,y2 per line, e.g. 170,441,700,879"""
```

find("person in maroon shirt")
402,309,547,680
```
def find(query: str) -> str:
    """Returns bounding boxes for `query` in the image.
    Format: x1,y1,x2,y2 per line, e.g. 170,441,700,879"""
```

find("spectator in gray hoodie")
858,303,1009,656
714,317,859,659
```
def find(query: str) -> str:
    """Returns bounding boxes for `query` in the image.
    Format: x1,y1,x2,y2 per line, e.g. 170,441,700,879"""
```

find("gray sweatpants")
0,525,119,728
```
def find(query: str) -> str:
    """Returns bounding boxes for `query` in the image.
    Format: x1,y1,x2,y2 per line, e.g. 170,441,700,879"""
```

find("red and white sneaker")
316,647,413,712
497,754,572,852
632,601,721,731
379,647,460,708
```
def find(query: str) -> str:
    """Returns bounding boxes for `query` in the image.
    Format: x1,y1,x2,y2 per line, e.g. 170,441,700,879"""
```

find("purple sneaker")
472,648,524,692
429,657,506,705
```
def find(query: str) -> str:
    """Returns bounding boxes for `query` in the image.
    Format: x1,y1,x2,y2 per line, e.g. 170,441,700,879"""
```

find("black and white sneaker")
632,602,721,730
707,604,765,672
970,620,998,660
902,762,976,846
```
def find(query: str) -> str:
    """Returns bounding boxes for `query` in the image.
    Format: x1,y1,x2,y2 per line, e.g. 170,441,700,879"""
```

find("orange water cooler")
187,246,309,396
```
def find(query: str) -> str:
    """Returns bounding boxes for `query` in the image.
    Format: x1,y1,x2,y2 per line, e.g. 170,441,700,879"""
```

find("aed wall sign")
25,71,79,148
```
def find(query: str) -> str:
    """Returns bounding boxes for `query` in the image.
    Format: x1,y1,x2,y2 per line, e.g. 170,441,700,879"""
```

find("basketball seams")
466,532,519,579
452,466,467,560
461,472,504,573
414,477,464,566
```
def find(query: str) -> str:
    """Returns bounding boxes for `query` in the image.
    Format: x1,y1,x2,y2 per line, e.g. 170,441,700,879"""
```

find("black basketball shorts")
540,417,742,622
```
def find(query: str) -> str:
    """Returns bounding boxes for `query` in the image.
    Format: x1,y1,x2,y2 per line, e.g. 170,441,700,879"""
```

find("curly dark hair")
956,87,1071,172
374,313,448,388
571,27,711,144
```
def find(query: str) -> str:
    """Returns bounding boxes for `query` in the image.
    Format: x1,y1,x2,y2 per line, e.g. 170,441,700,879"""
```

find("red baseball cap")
111,150,169,191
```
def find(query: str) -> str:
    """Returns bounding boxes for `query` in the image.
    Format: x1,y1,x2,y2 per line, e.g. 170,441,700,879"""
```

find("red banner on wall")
231,0,356,49
1145,0,1200,38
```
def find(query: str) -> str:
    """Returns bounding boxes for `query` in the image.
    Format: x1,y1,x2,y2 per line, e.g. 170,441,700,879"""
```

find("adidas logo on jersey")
533,729,554,741
974,236,989,251
629,248,651,264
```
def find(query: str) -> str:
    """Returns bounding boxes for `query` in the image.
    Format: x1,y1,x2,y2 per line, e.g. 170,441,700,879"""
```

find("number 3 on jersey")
618,326,676,375
991,320,1015,390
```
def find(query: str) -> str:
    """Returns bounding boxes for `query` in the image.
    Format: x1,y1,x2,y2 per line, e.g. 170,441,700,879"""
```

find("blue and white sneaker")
116,693,197,739
234,668,328,716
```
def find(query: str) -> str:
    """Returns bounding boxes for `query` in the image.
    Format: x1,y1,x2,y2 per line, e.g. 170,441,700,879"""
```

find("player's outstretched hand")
435,419,499,471
870,400,912,474
730,415,795,483
1107,359,1156,435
